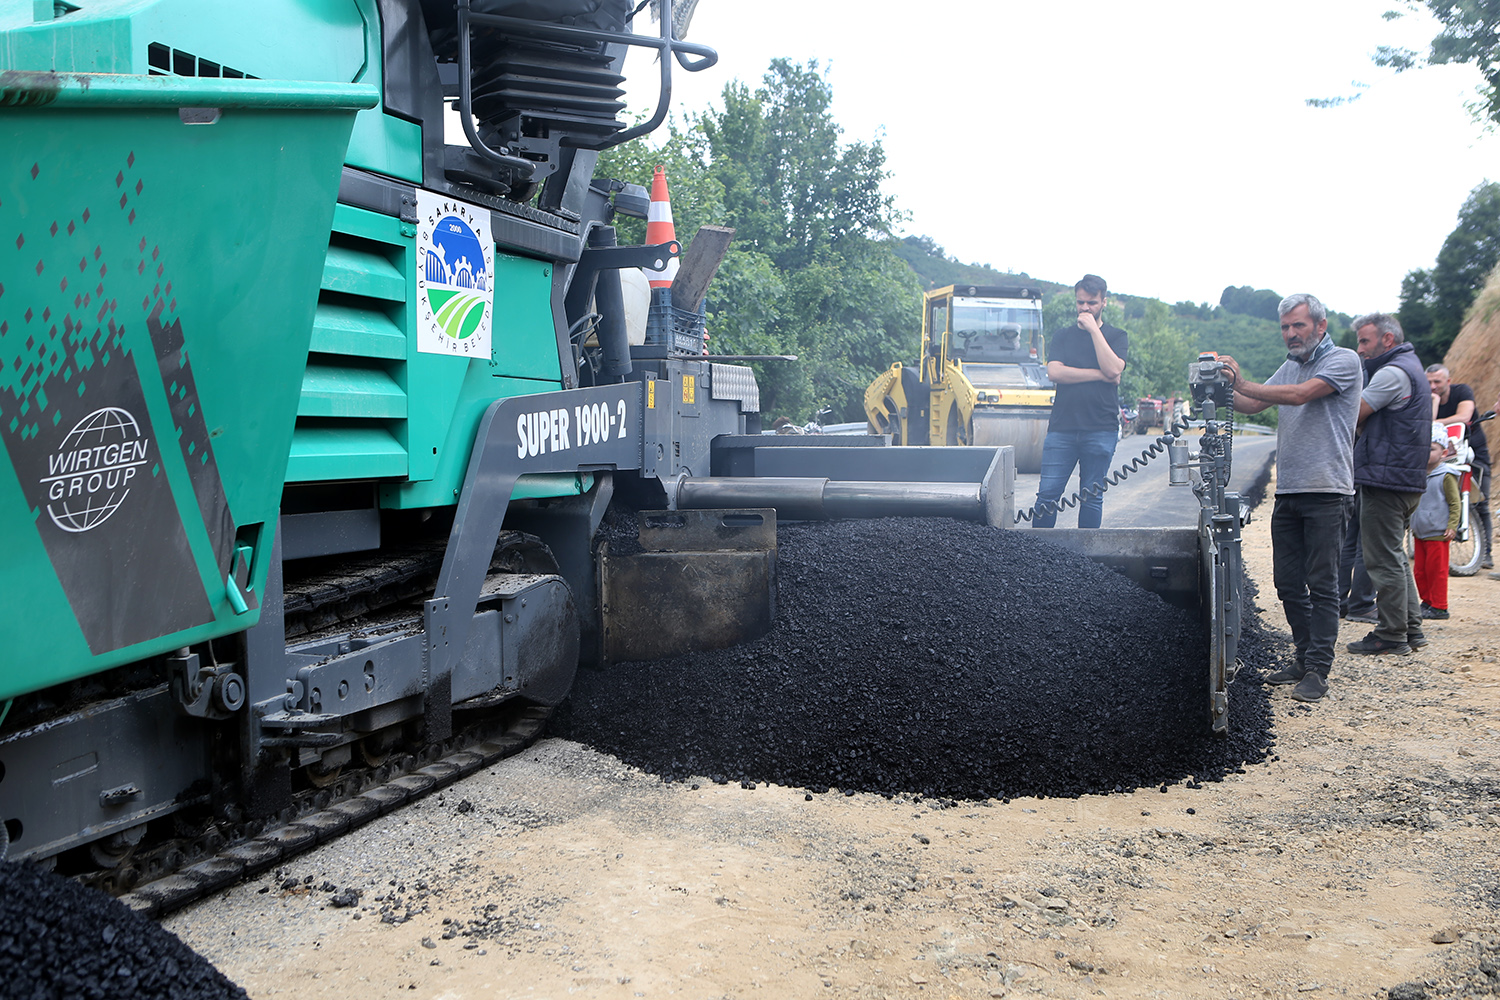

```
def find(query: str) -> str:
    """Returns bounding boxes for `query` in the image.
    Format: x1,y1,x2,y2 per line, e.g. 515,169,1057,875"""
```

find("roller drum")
970,409,1049,474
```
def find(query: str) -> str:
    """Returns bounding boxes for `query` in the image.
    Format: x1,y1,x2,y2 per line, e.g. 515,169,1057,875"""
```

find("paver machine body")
0,1,1247,912
0,0,1021,901
864,284,1053,472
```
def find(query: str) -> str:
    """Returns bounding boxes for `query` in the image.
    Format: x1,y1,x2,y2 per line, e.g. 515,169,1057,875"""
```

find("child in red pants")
1414,426,1462,619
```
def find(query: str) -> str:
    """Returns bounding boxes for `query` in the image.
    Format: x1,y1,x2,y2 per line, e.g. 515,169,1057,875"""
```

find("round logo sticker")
416,192,494,357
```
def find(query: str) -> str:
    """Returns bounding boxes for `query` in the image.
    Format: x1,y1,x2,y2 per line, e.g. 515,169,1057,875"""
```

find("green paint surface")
0,73,367,699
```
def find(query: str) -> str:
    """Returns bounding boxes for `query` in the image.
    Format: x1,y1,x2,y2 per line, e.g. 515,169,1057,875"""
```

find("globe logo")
421,213,490,341
42,406,152,533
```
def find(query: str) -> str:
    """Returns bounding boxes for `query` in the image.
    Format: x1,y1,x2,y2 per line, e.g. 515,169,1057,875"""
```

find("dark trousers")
1360,484,1423,642
1339,492,1376,615
1271,493,1349,677
1474,460,1492,565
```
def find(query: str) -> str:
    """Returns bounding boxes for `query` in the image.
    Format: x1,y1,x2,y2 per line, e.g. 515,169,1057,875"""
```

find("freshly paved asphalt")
1013,432,1278,529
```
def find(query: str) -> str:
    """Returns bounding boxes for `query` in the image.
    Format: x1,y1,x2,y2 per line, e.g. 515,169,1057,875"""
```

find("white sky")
619,1,1500,315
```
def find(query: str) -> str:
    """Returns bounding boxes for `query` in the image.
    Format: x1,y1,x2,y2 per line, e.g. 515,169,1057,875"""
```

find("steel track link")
111,704,552,917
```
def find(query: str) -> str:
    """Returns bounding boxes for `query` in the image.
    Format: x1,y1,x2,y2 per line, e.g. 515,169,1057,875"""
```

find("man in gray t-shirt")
1219,293,1362,704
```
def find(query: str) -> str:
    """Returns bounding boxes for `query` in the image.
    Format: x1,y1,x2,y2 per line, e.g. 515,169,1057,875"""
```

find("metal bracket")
563,238,679,330
99,783,142,807
169,650,246,720
423,597,459,741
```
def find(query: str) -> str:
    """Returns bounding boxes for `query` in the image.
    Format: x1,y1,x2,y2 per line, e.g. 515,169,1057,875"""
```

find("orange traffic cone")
646,164,679,289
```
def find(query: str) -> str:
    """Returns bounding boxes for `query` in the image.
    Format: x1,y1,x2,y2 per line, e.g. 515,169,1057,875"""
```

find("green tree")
1218,285,1282,322
1396,267,1436,347
1118,301,1198,405
698,59,901,271
1369,1,1500,126
598,60,922,423
1396,180,1500,359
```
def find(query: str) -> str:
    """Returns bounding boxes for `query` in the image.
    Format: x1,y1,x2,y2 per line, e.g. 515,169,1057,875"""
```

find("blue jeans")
1271,493,1349,676
1033,429,1119,528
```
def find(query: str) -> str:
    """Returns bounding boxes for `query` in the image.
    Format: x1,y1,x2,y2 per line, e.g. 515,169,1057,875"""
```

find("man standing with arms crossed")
1219,294,1362,703
1346,314,1432,656
1033,274,1128,528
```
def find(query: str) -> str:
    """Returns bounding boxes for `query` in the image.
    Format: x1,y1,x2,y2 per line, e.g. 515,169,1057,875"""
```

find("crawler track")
110,703,551,917
37,532,569,917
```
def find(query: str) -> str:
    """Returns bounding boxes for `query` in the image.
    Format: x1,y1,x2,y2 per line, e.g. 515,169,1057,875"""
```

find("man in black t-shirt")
1032,274,1129,528
1427,364,1492,569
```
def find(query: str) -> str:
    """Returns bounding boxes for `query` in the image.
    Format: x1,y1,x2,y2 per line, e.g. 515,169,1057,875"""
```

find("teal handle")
225,575,250,615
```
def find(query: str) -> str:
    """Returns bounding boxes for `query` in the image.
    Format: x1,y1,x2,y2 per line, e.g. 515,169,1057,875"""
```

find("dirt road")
167,472,1500,1000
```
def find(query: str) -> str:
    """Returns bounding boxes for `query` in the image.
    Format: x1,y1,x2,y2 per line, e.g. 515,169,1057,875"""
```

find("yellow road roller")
864,285,1053,472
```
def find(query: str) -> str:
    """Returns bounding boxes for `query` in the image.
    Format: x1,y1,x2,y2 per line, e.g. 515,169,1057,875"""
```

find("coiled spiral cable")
1013,417,1196,525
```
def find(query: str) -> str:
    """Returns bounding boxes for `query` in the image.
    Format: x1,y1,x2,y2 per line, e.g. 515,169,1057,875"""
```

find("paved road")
1012,432,1277,529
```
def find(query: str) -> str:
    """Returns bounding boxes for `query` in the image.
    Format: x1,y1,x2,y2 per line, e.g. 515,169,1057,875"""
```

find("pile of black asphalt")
552,514,1280,802
0,859,247,999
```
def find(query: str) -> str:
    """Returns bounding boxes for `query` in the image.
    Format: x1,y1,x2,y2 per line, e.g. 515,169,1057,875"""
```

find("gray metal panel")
504,476,614,665
717,434,888,450
748,444,1006,483
599,508,776,663
374,0,446,188
709,363,759,412
336,167,583,263
1038,527,1202,612
446,609,503,704
285,627,428,718
448,574,577,703
0,687,211,860
635,507,776,552
280,509,381,560
495,576,579,706
599,549,775,663
432,382,647,683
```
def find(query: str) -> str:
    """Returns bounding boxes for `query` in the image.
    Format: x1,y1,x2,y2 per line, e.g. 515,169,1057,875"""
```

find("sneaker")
1347,631,1412,655
1490,571,1500,581
1483,559,1494,570
1290,672,1329,702
1344,609,1379,624
1421,606,1450,620
1408,629,1430,649
1264,666,1306,685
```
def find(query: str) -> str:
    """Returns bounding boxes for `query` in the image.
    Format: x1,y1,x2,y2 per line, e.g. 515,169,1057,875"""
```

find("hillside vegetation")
895,242,1366,425
1442,261,1500,413
597,58,1368,426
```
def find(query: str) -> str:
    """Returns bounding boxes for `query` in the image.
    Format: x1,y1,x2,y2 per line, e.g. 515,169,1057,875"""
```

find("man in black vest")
1348,314,1431,656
